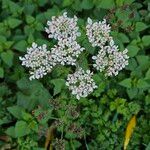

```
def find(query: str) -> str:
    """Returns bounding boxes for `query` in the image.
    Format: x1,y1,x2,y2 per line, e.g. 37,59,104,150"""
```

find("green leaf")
24,4,35,15
62,0,73,7
118,33,129,43
145,68,150,80
127,45,140,57
119,78,132,88
15,121,30,137
135,22,147,32
81,0,94,9
22,111,33,121
146,142,150,150
13,40,27,52
44,7,59,19
136,55,149,70
51,79,66,96
7,18,22,29
116,0,124,6
137,79,150,89
26,15,35,24
98,0,115,9
17,77,51,110
5,127,16,138
3,0,23,15
78,53,89,70
4,41,14,49
37,0,48,6
142,35,150,47
0,67,4,78
1,50,14,67
7,106,23,119
127,88,138,99
0,35,6,43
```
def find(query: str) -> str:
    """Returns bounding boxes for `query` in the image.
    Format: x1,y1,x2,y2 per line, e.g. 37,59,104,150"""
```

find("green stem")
84,133,89,150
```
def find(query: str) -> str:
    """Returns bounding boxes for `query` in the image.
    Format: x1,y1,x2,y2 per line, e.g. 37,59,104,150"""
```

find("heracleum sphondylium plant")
20,12,129,99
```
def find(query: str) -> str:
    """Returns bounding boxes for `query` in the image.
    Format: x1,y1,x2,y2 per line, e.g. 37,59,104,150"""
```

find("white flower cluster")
86,18,111,47
46,12,84,66
51,41,85,66
45,12,81,43
86,18,129,76
20,12,129,99
66,68,97,100
92,40,129,76
19,43,55,80
20,12,84,80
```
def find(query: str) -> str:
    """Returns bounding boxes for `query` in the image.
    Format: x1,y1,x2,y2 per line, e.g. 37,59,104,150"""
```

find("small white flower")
92,40,129,76
86,18,111,47
45,12,81,43
19,42,55,80
87,17,92,25
66,68,97,100
51,41,85,66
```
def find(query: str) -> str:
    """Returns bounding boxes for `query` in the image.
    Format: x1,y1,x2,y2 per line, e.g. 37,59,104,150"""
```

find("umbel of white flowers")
86,17,129,77
66,68,97,100
20,12,129,99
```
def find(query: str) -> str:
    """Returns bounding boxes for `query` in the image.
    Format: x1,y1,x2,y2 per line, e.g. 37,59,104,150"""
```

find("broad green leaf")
78,53,89,70
17,77,51,110
0,35,6,43
0,67,4,78
145,68,150,80
98,0,115,9
17,92,37,111
3,0,23,15
22,111,33,121
137,79,150,89
51,79,66,95
124,0,135,4
24,4,35,15
119,78,132,88
5,127,16,138
145,95,150,105
4,41,14,49
142,35,150,47
127,45,140,57
7,18,22,29
63,0,73,7
116,0,124,6
135,22,147,32
81,0,94,9
146,143,150,150
127,88,138,99
35,22,44,31
44,7,59,19
26,15,35,24
13,40,27,52
15,121,30,137
0,85,9,97
7,106,23,119
37,0,48,6
136,55,149,70
118,33,129,43
1,50,14,67
28,120,38,132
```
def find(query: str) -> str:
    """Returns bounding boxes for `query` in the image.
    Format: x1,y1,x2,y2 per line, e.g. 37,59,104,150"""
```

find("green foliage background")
0,0,150,149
